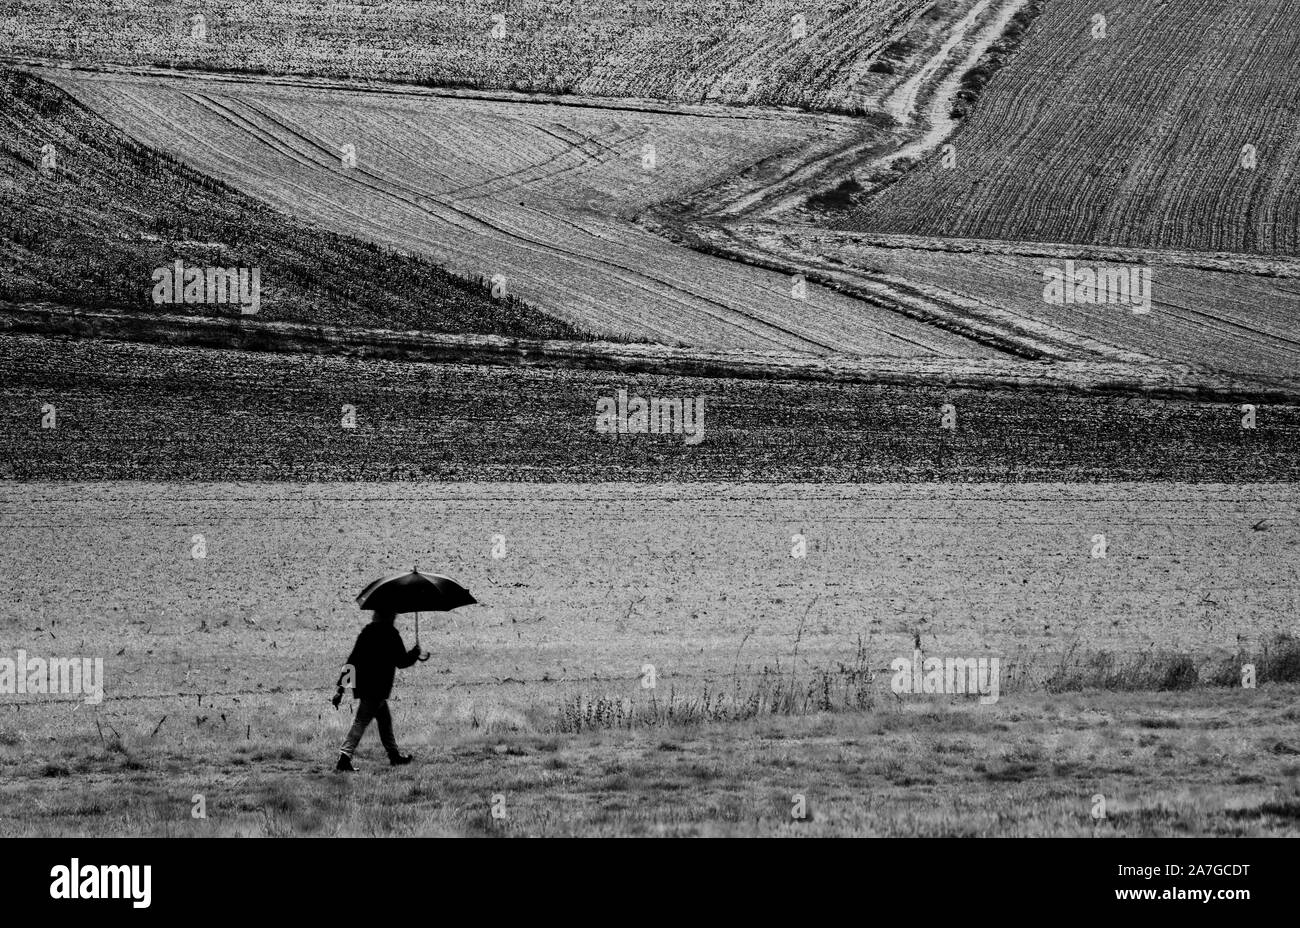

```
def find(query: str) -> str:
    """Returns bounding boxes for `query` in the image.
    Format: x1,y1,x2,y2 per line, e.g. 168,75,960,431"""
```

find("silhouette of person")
333,610,423,771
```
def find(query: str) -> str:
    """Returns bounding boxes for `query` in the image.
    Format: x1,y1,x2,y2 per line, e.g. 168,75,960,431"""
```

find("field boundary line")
809,232,1300,280
6,303,1296,401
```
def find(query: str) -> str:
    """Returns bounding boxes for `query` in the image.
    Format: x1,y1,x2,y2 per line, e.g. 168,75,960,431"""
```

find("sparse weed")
552,639,875,732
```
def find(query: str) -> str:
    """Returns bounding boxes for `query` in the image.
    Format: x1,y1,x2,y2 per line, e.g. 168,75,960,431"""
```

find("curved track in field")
653,0,1300,384
697,0,1027,222
46,67,993,360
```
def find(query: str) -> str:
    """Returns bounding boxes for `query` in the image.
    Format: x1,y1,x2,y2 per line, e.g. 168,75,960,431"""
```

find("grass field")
841,0,1300,255
1,482,1297,836
4,688,1299,836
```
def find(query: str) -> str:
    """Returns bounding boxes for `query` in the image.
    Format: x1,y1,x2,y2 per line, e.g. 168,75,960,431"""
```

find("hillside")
0,68,583,338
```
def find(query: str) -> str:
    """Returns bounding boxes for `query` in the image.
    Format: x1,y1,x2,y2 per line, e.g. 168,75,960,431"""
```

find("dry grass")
554,639,876,732
1024,634,1300,694
2,645,1298,837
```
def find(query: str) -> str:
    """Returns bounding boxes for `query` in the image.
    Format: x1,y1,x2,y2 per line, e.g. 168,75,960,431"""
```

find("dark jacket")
339,621,419,701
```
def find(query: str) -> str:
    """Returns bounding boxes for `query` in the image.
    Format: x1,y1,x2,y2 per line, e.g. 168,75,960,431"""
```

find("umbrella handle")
414,612,431,661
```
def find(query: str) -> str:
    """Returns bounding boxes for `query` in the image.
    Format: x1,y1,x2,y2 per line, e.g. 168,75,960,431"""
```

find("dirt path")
882,0,1028,169
689,0,1028,221
886,0,992,122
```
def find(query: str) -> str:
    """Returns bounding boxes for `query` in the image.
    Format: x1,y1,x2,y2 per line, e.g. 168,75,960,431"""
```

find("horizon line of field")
0,522,1283,535
1,519,1290,542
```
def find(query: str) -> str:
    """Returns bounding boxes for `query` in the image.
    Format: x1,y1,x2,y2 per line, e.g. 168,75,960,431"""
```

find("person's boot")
335,753,355,772
388,752,413,766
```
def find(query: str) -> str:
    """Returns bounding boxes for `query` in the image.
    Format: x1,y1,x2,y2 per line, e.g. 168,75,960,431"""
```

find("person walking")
332,609,424,771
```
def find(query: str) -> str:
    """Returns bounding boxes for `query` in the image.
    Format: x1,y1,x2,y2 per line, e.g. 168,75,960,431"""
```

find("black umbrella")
356,568,476,654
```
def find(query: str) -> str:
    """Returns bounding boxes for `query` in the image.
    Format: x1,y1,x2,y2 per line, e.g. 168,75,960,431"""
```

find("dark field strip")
1,333,1297,481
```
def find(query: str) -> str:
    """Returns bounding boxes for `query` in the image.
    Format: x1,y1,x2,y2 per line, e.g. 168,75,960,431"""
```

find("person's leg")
339,699,377,759
374,701,412,764
374,700,399,754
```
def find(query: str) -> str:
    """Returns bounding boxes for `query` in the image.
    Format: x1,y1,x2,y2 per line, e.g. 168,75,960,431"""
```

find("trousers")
340,698,399,757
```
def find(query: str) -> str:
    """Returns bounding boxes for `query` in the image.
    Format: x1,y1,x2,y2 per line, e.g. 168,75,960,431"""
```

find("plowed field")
842,0,1300,255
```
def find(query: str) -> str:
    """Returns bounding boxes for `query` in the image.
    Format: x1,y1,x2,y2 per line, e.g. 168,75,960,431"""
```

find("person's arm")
331,661,351,706
394,628,420,668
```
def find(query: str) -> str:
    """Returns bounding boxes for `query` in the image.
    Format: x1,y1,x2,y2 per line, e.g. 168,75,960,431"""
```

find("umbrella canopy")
356,569,476,614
